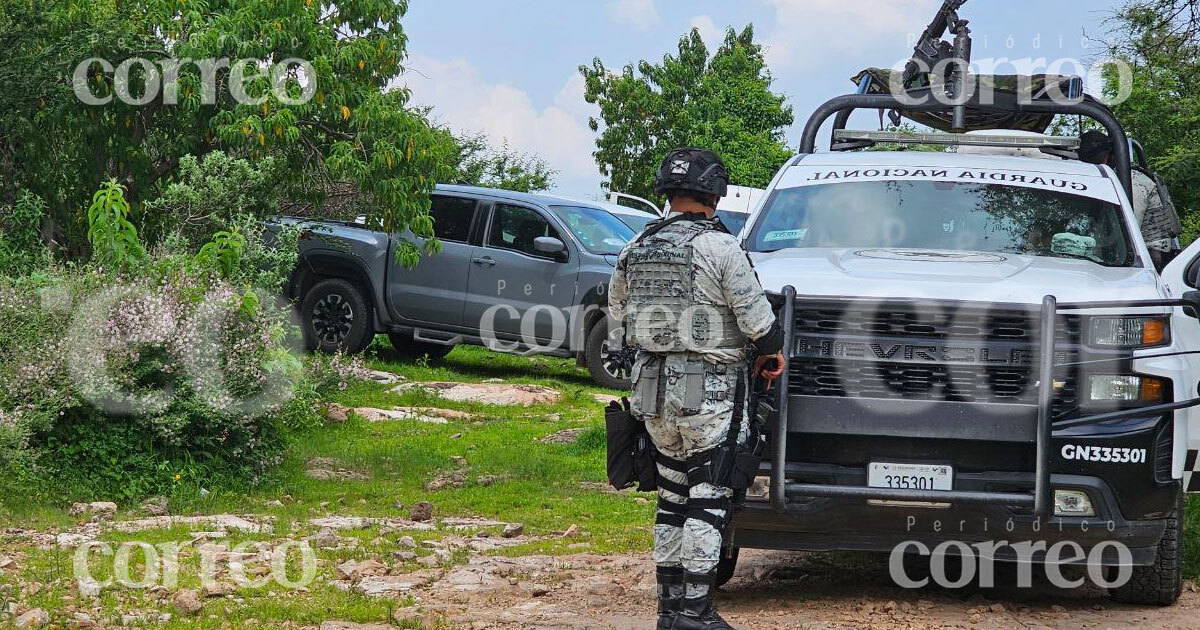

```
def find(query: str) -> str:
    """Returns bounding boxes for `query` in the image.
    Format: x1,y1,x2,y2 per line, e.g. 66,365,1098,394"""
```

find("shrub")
0,179,342,504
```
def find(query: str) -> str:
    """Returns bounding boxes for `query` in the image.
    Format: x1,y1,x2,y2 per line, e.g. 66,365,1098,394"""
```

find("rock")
364,369,405,385
562,524,580,538
356,558,388,577
539,428,586,444
356,575,424,597
410,501,433,522
392,606,427,627
392,382,561,406
502,523,525,538
141,496,169,516
398,535,417,548
392,406,475,421
72,612,95,628
325,403,352,423
312,528,341,549
0,556,15,570
335,560,360,580
76,578,101,598
304,457,368,481
14,609,49,629
425,470,466,491
592,393,623,405
70,502,117,518
417,555,441,568
320,622,396,630
393,550,416,561
476,474,510,487
521,582,551,597
989,603,1005,613
201,582,235,598
264,499,285,508
172,589,203,615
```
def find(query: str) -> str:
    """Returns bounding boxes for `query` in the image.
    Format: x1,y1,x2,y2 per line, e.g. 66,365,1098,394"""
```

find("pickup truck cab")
282,184,634,387
726,93,1200,605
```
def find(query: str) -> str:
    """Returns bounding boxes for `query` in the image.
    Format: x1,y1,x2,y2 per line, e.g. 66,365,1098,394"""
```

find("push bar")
767,291,1199,517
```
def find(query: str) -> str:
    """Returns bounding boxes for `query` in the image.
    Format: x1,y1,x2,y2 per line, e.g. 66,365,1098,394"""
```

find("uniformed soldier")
1078,130,1182,269
608,148,786,630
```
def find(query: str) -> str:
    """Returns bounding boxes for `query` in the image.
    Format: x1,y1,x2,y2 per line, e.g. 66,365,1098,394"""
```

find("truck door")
386,194,478,327
1159,240,1200,490
463,203,579,349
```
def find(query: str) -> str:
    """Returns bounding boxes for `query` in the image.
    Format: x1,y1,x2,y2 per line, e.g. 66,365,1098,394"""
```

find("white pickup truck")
725,93,1200,605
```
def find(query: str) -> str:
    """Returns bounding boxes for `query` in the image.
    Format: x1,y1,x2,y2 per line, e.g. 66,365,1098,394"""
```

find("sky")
401,0,1127,201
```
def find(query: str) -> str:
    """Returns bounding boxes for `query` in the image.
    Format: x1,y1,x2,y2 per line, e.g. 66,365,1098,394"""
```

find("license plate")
868,462,953,491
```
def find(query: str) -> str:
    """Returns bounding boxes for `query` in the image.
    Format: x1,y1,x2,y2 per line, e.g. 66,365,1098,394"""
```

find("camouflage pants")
631,354,747,588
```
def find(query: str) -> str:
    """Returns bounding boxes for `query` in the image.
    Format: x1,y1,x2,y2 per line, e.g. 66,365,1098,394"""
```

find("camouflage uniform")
1130,169,1181,256
609,217,777,595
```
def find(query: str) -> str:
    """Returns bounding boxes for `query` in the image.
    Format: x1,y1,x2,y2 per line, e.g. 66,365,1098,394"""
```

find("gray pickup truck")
278,184,635,388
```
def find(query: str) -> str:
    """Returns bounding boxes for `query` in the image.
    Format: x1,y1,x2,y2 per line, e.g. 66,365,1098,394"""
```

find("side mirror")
533,236,567,258
1180,291,1200,319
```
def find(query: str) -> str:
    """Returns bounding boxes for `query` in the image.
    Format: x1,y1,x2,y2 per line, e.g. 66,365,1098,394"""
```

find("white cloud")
402,54,601,197
763,0,936,72
688,15,721,50
606,0,659,30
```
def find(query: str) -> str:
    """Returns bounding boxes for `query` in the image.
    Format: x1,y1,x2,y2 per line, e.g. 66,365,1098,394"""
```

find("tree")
579,25,794,201
1103,1,1200,238
0,0,454,266
443,131,556,192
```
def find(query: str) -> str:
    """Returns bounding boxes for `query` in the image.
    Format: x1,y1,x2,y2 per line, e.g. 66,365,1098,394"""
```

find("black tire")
585,321,632,390
714,546,740,587
301,279,374,354
387,333,454,361
1110,491,1184,606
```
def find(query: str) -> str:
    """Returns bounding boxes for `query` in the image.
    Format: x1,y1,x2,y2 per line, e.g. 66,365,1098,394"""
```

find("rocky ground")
3,349,1198,629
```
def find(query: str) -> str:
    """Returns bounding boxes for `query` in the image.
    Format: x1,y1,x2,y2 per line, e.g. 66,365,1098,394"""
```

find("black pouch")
731,432,766,490
632,432,658,492
606,397,658,491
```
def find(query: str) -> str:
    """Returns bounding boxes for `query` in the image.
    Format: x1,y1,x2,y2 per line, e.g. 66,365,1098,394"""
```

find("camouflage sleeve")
706,234,777,340
608,246,631,324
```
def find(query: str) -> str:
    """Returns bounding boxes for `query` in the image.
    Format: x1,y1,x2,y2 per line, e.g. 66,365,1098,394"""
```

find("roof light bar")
833,130,1081,150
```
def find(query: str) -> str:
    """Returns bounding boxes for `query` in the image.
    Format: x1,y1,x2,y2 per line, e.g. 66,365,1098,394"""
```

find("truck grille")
788,303,1081,416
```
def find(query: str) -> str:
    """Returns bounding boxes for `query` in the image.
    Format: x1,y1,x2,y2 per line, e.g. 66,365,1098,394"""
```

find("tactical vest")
623,220,747,354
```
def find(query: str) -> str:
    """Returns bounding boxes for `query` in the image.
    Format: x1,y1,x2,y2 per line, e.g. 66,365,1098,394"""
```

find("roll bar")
797,93,1134,197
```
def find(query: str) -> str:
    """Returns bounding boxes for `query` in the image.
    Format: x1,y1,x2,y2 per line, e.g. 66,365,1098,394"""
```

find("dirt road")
413,549,1200,629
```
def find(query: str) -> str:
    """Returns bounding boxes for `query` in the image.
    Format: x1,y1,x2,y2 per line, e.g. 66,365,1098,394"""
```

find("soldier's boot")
671,571,734,630
656,566,685,629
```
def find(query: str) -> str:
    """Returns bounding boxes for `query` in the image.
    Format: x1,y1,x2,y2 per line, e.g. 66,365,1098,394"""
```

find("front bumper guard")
768,286,1200,517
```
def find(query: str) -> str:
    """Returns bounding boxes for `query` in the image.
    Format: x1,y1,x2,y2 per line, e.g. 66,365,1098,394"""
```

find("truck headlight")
1088,374,1165,403
1088,316,1168,349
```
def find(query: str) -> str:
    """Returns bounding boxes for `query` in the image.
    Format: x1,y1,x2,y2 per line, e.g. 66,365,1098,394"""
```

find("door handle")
472,256,496,266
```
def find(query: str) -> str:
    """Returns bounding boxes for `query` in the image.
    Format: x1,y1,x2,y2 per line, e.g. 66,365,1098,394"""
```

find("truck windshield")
551,205,636,255
747,181,1134,267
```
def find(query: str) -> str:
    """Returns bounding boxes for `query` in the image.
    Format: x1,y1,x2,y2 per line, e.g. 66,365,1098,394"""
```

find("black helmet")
653,147,729,198
1078,130,1112,165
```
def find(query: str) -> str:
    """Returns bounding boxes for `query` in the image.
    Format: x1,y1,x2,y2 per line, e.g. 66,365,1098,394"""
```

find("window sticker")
764,229,808,242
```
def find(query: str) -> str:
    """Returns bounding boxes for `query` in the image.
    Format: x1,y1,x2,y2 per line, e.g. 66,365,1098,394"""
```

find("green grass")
0,343,649,628
3,341,1200,627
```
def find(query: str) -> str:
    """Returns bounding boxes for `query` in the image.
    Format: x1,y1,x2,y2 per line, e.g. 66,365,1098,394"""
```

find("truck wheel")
585,321,632,390
1110,491,1184,606
387,333,453,361
714,546,740,587
301,279,374,354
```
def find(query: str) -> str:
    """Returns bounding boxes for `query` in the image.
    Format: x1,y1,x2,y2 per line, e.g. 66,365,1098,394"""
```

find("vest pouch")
680,360,707,414
630,356,662,418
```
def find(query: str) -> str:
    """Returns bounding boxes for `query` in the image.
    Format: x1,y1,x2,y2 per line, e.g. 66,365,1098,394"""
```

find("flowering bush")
0,256,342,502
0,176,350,502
